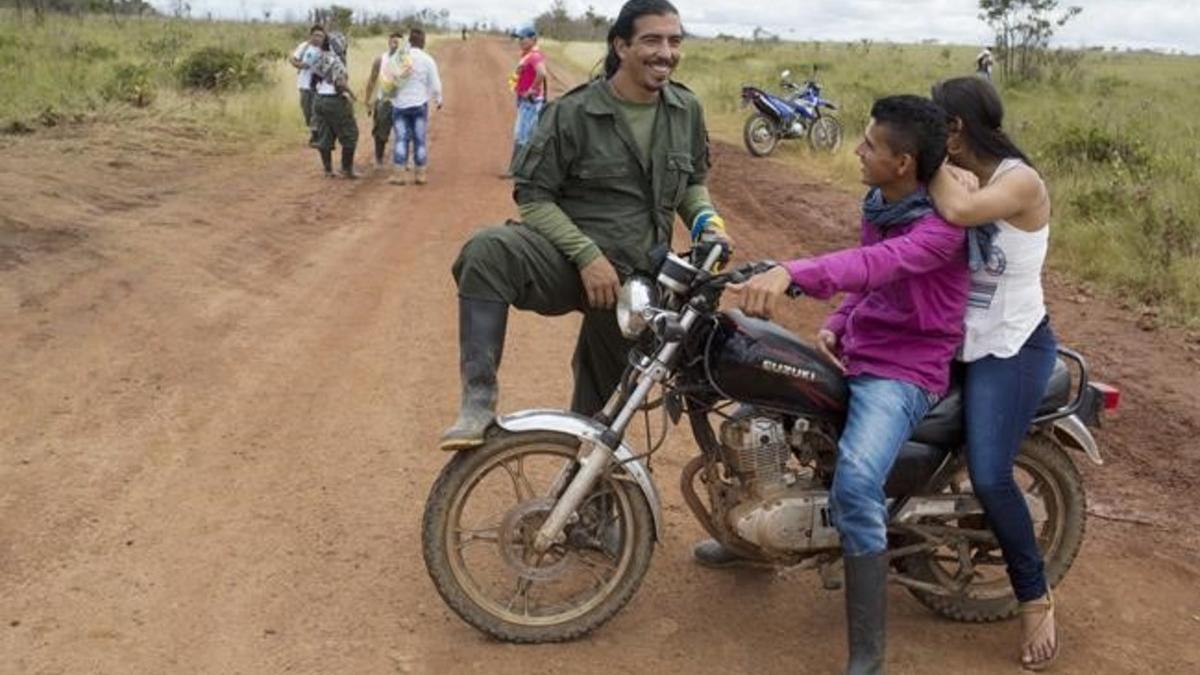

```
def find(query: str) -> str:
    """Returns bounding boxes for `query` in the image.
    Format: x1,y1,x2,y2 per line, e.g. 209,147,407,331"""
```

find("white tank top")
960,158,1049,362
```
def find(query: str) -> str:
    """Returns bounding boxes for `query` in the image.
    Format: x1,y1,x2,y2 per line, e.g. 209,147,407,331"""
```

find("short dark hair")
389,31,404,40
604,0,680,78
309,24,325,35
869,95,948,184
409,28,426,48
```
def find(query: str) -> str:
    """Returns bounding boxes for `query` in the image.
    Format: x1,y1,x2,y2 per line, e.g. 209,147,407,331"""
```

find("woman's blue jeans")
964,317,1058,602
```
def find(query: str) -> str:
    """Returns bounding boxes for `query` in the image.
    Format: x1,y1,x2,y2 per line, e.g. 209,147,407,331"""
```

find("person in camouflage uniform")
310,36,358,179
440,0,730,450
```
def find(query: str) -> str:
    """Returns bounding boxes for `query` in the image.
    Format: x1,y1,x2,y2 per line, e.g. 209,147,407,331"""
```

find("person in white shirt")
976,47,995,80
363,31,407,169
387,28,443,186
288,25,326,146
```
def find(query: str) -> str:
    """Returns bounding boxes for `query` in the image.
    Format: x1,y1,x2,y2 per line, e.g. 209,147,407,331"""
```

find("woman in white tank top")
930,77,1060,671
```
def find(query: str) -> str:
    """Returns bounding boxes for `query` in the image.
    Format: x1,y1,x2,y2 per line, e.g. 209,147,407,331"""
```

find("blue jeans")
513,96,543,147
392,103,429,167
831,376,937,557
964,317,1058,602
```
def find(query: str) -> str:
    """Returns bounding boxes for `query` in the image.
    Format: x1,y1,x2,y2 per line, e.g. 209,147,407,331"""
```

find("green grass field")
547,39,1200,325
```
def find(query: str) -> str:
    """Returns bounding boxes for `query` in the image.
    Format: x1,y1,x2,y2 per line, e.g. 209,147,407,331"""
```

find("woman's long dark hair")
602,0,680,78
931,76,1034,168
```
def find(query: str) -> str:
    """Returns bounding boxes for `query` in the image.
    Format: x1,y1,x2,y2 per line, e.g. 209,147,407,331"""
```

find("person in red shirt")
506,26,548,175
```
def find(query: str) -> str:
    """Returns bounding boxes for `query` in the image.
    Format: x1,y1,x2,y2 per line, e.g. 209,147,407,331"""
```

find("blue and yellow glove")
690,209,727,241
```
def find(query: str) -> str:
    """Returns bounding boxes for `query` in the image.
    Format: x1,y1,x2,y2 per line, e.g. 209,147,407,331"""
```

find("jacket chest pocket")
573,159,631,184
662,152,695,208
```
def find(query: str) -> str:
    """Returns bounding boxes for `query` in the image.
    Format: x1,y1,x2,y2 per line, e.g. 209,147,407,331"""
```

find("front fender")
494,409,664,540
1049,414,1103,466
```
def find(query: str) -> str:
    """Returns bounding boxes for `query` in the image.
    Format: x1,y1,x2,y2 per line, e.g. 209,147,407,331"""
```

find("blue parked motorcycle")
741,70,843,157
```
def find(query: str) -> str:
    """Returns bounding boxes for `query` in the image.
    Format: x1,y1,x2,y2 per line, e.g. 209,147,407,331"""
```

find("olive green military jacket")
511,78,712,274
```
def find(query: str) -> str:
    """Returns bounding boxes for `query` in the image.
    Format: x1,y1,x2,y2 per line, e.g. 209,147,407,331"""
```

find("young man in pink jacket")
701,95,970,675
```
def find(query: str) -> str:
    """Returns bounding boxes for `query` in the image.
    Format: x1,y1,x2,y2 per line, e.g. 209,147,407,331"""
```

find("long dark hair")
603,0,679,78
931,76,1034,168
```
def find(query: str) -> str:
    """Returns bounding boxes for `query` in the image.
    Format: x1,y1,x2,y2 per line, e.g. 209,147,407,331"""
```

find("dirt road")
2,38,1198,674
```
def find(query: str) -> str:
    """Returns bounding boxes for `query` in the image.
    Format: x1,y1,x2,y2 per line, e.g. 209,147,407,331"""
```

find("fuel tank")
705,311,849,418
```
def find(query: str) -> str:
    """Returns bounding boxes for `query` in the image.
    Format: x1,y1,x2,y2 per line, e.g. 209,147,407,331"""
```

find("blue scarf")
862,187,934,232
967,224,999,272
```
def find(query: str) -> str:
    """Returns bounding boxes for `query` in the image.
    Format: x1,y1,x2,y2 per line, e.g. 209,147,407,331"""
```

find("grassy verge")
546,39,1200,325
0,13,438,154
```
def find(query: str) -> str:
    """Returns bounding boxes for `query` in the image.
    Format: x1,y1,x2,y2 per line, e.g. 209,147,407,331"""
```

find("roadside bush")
139,29,193,69
102,63,157,107
68,39,118,61
177,46,266,91
1045,124,1149,169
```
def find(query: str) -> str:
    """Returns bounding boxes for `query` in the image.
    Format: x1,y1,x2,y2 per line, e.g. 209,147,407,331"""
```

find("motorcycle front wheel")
743,114,780,157
421,431,655,642
900,436,1086,622
808,115,843,152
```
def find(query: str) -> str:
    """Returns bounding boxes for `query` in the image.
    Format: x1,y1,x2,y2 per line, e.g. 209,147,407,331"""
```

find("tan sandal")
1019,591,1059,671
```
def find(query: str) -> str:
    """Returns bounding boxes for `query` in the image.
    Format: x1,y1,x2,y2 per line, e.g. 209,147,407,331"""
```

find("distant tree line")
532,0,610,41
2,0,157,21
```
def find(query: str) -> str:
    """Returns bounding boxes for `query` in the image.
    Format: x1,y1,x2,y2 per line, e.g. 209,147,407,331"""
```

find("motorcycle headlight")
616,277,656,339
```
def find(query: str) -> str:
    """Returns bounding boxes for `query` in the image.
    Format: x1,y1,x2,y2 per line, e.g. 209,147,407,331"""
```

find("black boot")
439,298,508,451
339,146,357,179
691,539,772,569
843,553,888,675
318,148,334,177
374,139,387,166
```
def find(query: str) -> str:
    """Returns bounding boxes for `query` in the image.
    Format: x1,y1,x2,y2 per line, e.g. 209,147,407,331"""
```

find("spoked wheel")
421,431,655,642
900,437,1086,622
743,114,779,157
808,115,843,152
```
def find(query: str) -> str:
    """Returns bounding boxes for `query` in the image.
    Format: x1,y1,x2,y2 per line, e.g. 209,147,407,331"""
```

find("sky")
171,1,1200,54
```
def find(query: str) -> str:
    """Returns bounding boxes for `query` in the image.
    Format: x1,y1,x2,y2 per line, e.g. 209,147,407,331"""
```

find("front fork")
530,312,696,554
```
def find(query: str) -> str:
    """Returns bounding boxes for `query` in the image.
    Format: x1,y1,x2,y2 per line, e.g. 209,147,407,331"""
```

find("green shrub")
139,29,193,69
177,46,266,91
68,39,118,61
1045,124,1150,169
102,63,157,107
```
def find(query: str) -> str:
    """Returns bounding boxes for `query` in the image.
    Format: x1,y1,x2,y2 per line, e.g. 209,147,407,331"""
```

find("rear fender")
493,409,664,540
1048,414,1103,466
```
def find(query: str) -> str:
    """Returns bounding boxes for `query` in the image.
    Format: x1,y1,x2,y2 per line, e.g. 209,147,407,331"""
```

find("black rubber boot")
374,139,387,165
843,552,888,675
339,146,357,179
439,298,508,451
318,148,334,177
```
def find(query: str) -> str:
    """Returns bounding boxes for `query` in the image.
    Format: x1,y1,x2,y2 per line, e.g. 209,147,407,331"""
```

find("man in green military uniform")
311,37,358,179
441,0,729,450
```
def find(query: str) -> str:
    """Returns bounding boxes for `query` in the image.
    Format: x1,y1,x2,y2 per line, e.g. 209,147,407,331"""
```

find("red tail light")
1092,382,1120,411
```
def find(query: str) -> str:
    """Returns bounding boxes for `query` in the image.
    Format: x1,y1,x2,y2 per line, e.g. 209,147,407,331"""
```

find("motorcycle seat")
909,358,1072,447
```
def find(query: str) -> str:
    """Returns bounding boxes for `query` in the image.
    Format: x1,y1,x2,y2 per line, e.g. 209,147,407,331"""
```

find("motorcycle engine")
718,415,840,553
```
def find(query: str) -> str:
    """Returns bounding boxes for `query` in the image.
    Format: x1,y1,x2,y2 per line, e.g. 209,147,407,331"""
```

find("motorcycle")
742,69,843,157
422,243,1120,643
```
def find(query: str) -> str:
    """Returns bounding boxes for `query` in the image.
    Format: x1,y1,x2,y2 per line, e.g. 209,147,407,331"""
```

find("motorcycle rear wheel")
422,431,655,642
743,114,779,157
900,436,1086,622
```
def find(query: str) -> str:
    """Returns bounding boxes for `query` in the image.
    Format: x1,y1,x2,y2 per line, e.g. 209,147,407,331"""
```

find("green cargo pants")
300,88,315,129
372,99,394,142
452,223,635,416
312,94,358,153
